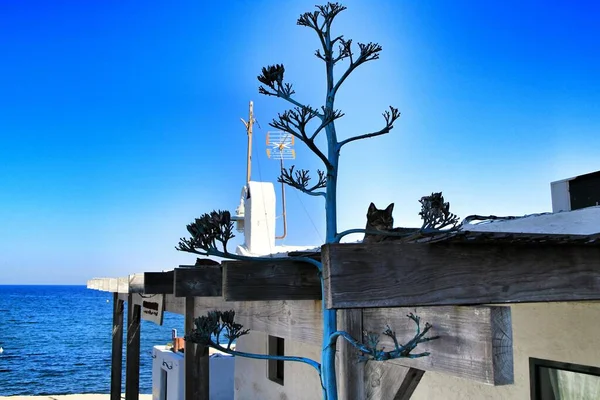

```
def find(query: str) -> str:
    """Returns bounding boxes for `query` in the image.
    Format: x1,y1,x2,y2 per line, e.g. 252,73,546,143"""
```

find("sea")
0,285,185,396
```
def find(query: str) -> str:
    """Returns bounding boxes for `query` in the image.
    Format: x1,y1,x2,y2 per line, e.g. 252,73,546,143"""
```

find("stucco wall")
234,302,600,399
234,331,322,400
413,302,600,399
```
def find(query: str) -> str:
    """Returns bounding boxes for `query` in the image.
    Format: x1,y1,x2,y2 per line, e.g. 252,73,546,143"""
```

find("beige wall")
234,331,322,400
413,302,600,399
234,302,600,399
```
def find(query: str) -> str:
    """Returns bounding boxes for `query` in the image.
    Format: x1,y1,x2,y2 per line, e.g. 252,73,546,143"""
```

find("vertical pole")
276,157,288,239
185,297,209,400
246,101,254,184
338,309,365,400
393,368,425,400
125,294,141,400
110,293,124,400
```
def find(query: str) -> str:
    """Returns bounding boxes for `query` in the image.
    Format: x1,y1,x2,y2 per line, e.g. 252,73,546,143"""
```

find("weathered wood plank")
196,344,210,399
128,273,145,294
185,297,209,400
125,294,141,400
174,267,222,297
362,306,513,385
365,363,424,400
393,368,424,400
222,260,321,301
108,278,118,292
323,242,600,308
162,295,324,344
118,277,129,293
121,291,512,384
338,309,365,400
110,293,124,400
144,271,174,294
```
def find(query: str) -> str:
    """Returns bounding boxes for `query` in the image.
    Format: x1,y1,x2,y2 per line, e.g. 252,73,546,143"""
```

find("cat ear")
367,202,377,216
385,203,394,213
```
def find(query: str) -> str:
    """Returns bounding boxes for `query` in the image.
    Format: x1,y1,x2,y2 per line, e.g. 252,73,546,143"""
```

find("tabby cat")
363,202,417,243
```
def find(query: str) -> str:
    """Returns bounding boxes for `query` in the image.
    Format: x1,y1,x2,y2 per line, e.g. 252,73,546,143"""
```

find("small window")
267,335,284,385
530,357,600,399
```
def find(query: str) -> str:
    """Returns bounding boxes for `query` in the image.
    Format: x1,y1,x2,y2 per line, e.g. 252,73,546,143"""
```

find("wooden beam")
125,294,141,400
118,277,129,293
144,271,174,294
338,309,365,400
322,242,600,308
362,306,513,385
110,293,125,400
185,297,209,400
174,267,222,297
392,368,424,400
161,296,324,345
161,294,511,385
128,273,144,294
109,278,118,292
222,260,321,301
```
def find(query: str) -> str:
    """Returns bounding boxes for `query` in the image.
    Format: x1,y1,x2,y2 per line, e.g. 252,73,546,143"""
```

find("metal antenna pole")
266,132,294,241
240,101,255,184
276,157,288,240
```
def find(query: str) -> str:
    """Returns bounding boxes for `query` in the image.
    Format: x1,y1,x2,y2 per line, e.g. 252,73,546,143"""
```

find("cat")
363,202,418,243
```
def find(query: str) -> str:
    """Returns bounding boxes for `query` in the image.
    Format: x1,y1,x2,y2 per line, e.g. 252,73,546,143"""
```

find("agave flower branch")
419,192,460,230
269,106,334,168
328,313,439,362
176,210,235,255
186,310,321,372
337,106,400,149
279,165,327,197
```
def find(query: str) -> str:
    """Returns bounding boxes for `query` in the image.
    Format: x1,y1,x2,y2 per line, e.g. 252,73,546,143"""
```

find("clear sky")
1,0,599,284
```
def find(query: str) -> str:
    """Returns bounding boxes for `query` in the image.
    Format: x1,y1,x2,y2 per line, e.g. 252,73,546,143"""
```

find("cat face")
366,202,394,231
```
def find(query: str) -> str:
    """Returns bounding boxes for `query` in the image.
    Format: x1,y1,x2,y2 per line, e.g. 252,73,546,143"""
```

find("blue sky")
1,1,598,284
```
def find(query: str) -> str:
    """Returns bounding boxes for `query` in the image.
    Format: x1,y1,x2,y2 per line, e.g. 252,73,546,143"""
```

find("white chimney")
235,181,276,255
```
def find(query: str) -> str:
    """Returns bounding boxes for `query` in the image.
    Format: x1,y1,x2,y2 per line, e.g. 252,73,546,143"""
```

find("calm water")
0,285,185,396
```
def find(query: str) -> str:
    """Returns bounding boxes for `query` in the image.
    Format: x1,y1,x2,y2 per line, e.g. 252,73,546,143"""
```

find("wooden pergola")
88,230,600,400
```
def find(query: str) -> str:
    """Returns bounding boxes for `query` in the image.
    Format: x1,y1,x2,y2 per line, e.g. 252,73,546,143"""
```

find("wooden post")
185,297,209,400
338,309,365,400
110,293,124,400
126,294,141,400
393,368,425,400
365,363,424,400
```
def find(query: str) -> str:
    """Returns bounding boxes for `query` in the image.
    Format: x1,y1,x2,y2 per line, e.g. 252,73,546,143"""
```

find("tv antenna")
240,101,256,184
266,131,295,239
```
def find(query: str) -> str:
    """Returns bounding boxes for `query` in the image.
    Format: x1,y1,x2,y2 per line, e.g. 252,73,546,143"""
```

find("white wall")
211,355,235,400
234,332,322,400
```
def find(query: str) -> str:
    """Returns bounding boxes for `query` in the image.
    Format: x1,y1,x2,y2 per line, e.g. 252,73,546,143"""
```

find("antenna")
240,101,255,184
234,101,255,234
266,131,295,240
266,132,295,160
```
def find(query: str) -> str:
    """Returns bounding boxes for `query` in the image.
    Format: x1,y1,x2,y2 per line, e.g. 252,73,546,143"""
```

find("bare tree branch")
298,3,347,62
316,2,347,32
332,41,382,95
186,310,321,372
279,165,327,197
337,106,400,149
269,107,332,168
258,64,324,118
310,106,344,141
332,38,352,65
